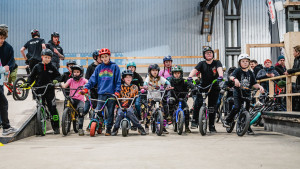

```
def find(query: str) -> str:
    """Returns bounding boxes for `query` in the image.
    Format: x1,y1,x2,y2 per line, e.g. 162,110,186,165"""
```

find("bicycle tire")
61,108,71,136
73,118,79,133
121,120,129,137
198,106,207,136
177,111,184,135
90,122,97,137
36,106,46,136
236,110,250,136
13,78,29,100
156,110,164,136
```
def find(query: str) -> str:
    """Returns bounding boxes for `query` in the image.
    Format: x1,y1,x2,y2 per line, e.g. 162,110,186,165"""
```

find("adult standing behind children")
46,32,64,69
20,29,46,72
188,46,223,132
83,48,121,136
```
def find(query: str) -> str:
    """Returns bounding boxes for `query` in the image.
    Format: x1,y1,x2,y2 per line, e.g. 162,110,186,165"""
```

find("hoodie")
274,63,286,75
253,64,263,77
85,61,121,94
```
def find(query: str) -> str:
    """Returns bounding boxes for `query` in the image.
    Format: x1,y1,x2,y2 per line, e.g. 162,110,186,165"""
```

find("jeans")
134,96,141,120
0,85,10,129
226,89,250,123
95,94,116,130
113,107,142,129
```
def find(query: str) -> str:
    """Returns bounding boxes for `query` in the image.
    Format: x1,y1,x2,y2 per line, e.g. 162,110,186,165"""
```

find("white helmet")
238,53,250,62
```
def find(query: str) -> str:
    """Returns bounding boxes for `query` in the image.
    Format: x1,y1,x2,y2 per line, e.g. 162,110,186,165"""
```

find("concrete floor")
1,124,300,169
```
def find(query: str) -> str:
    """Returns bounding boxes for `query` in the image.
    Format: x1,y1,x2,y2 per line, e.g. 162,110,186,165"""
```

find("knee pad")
78,107,84,116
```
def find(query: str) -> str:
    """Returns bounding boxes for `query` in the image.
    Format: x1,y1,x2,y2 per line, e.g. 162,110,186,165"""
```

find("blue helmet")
163,55,172,62
92,50,99,60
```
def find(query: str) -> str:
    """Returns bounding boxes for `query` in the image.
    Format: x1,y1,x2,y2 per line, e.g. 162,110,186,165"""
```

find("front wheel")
236,111,250,137
36,106,46,136
90,122,97,137
61,108,71,136
155,110,164,136
198,107,207,136
73,118,79,133
13,78,29,100
121,120,129,137
177,111,184,135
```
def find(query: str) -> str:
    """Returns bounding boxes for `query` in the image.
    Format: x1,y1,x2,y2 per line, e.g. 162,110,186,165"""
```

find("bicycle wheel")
172,114,177,132
226,122,235,133
13,78,29,100
121,120,129,137
236,111,250,136
90,122,97,137
155,110,164,136
198,106,207,136
36,106,46,136
73,117,79,133
61,108,71,136
177,111,184,135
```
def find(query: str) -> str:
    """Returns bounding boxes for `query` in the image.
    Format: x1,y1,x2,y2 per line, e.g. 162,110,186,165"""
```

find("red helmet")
99,48,111,56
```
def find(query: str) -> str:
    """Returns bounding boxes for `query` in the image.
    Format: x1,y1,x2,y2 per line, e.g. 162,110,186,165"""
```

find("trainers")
7,91,12,96
111,128,118,136
54,128,60,134
209,125,217,133
78,129,84,136
138,127,147,135
247,127,255,135
86,126,90,132
131,126,137,131
223,121,231,128
163,127,169,134
105,129,111,136
2,127,18,136
185,127,192,133
191,122,197,129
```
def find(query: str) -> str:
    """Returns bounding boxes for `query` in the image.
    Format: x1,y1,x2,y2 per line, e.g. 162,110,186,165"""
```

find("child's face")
101,54,110,64
204,51,214,60
42,55,52,64
128,66,136,72
73,70,81,77
164,61,172,68
67,64,75,72
0,36,5,47
123,75,132,85
240,59,249,69
151,69,158,77
173,72,181,78
250,62,257,69
96,55,102,64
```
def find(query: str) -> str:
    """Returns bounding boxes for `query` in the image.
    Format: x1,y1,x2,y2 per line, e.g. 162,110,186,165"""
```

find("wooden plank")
204,25,210,29
286,76,292,111
247,43,285,48
284,1,300,7
269,80,274,98
207,34,211,42
276,93,300,97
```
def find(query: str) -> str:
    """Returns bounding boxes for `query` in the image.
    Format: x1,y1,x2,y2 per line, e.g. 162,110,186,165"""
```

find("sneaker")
7,91,12,96
78,129,84,136
163,127,169,134
185,127,192,133
191,122,197,129
131,126,137,131
2,127,18,136
105,129,111,136
54,128,60,134
138,127,147,135
111,128,118,136
209,125,217,133
86,126,90,132
223,121,231,128
247,127,255,135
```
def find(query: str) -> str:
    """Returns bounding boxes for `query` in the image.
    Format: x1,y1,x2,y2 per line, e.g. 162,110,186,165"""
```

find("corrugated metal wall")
0,0,286,72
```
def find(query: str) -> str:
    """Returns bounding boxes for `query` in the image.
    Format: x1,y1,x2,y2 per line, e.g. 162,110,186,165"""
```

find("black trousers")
0,86,10,129
226,90,250,123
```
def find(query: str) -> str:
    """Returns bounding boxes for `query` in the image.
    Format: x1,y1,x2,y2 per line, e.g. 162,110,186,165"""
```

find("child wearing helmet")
111,70,147,136
143,64,171,134
26,49,61,134
84,48,121,136
187,46,223,132
159,55,173,78
167,65,192,133
60,65,88,136
223,54,264,135
83,50,102,116
59,60,77,97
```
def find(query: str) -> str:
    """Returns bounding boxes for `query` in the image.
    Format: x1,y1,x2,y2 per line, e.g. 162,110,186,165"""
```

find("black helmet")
71,65,84,80
148,64,160,74
51,32,60,40
121,70,133,79
66,60,77,67
41,49,53,57
31,29,40,38
203,46,214,60
92,50,99,60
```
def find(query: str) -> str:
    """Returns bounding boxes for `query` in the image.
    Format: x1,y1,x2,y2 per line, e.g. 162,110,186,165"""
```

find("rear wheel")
236,111,250,136
61,108,71,136
36,106,46,136
121,120,129,137
90,122,97,137
198,107,207,136
177,111,184,135
155,110,164,136
13,78,29,100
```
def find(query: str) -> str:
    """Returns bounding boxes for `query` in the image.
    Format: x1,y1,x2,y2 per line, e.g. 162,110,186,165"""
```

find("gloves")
187,77,195,89
141,89,146,94
25,59,29,65
217,76,223,83
79,88,89,95
53,80,58,84
114,92,120,98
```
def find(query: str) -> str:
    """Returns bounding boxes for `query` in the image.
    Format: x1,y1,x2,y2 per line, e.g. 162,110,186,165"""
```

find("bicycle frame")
170,90,189,123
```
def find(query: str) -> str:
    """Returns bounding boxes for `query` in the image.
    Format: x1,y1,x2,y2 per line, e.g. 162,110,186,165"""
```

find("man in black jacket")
250,60,263,77
275,55,286,75
284,45,300,111
46,32,64,69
